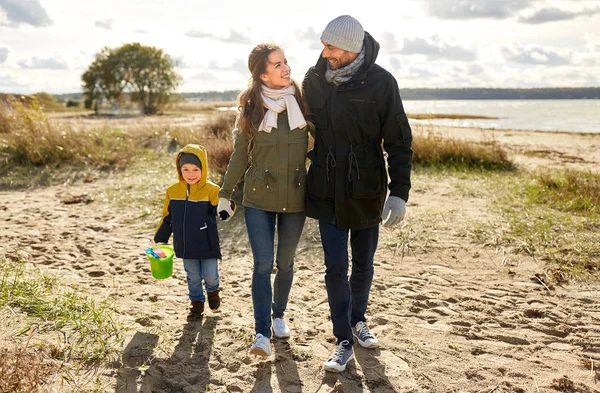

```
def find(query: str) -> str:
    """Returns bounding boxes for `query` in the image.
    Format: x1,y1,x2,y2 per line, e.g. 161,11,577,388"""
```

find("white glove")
217,197,234,221
381,196,406,227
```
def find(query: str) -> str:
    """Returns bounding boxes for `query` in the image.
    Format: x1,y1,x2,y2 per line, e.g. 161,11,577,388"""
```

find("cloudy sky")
1,0,599,94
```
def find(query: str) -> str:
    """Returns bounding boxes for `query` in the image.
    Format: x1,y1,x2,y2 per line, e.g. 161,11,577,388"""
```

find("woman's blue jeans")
183,258,219,302
318,221,379,346
244,207,306,338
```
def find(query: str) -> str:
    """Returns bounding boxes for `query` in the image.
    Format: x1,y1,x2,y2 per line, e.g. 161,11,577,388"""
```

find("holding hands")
217,197,236,221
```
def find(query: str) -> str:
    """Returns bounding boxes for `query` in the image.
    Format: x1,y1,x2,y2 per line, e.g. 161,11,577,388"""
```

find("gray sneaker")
352,321,379,348
323,340,354,372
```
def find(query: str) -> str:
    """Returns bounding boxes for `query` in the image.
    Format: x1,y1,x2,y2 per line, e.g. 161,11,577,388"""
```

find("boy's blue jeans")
183,258,219,302
244,207,306,338
318,220,379,347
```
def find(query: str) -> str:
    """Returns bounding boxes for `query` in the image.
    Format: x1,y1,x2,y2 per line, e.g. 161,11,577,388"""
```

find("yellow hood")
175,144,209,187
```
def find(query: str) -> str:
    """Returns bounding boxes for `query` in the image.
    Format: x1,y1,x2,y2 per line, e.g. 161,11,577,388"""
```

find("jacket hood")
176,144,208,187
315,31,380,76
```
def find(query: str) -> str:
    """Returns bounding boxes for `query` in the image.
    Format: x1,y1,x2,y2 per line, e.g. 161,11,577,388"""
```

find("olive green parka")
218,110,309,213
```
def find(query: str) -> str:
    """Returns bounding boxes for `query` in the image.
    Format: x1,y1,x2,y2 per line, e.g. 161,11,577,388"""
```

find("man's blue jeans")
183,258,219,302
245,207,306,338
318,221,379,347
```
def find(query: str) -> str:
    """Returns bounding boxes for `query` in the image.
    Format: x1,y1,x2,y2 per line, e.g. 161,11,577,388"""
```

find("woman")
217,43,310,357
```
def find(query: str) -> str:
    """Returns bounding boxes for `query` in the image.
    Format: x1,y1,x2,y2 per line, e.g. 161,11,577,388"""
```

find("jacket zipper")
183,184,189,258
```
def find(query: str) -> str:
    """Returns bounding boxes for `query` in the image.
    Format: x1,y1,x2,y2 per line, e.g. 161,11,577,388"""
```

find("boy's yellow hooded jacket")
154,144,222,259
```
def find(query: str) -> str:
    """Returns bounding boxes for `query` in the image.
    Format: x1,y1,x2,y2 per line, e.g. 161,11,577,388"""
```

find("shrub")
205,110,236,138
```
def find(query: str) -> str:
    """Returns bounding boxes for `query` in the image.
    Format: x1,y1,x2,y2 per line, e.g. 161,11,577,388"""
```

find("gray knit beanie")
320,15,364,53
179,153,202,169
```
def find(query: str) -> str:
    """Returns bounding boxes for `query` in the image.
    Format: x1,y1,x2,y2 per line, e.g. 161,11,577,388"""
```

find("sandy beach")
1,120,599,392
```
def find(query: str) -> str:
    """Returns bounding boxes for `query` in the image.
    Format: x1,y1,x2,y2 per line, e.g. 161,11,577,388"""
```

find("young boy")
154,144,233,320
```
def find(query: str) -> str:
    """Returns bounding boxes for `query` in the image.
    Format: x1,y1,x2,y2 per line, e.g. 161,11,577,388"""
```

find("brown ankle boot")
207,289,220,310
187,300,204,321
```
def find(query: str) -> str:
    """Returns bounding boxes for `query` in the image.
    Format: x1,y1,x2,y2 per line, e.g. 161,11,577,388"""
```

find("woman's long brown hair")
237,43,311,137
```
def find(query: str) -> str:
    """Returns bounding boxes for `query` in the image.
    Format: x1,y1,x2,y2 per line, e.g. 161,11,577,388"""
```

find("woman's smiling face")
260,50,291,89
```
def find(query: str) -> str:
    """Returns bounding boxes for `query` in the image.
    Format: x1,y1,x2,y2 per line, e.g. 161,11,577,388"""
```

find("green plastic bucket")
147,245,174,279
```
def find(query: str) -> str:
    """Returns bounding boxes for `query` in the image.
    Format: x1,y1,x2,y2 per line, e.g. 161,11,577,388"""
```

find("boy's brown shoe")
187,300,204,321
207,289,220,310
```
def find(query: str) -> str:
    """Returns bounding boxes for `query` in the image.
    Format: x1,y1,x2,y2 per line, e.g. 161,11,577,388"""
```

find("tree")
115,43,181,114
81,43,181,115
82,47,127,111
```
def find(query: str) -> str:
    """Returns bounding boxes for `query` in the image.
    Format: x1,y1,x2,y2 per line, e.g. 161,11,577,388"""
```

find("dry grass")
0,99,236,188
1,97,137,168
527,169,600,214
203,110,236,138
0,345,54,393
476,169,600,281
412,131,514,171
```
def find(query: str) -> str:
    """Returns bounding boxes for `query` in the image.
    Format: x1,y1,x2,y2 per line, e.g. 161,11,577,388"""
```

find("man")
302,15,413,372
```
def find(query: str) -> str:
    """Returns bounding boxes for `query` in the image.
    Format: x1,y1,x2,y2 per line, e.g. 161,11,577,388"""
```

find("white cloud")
0,0,598,93
185,29,212,39
502,44,571,65
400,35,476,61
426,0,533,20
294,27,319,42
519,5,600,24
232,59,247,75
0,45,10,63
380,31,401,51
465,64,484,75
389,56,401,72
94,19,113,30
17,56,68,69
0,0,52,27
185,28,252,44
0,73,27,91
291,28,323,50
223,30,251,44
407,65,437,79
189,71,215,82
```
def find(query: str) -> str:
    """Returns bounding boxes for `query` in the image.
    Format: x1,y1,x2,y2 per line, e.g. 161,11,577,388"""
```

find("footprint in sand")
76,244,92,257
88,270,106,277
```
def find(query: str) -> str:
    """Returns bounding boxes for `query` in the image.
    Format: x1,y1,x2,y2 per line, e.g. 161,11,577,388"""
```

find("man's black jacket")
302,31,413,230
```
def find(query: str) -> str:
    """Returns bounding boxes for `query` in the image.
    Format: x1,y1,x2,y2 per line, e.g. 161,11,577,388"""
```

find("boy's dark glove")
217,197,236,221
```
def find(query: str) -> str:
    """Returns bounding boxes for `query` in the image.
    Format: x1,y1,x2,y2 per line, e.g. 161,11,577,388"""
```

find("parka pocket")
350,99,379,127
243,167,274,205
395,113,412,144
289,167,307,211
306,150,334,200
195,221,211,251
349,161,386,199
307,163,334,200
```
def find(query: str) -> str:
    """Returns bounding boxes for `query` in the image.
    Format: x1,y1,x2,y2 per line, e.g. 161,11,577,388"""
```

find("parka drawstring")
348,145,361,182
326,146,337,181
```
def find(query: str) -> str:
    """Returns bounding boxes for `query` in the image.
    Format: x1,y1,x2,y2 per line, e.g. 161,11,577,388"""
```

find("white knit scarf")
258,84,307,133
